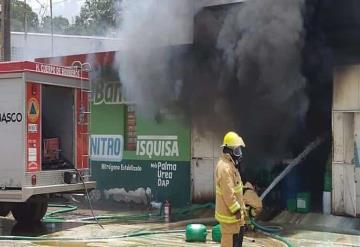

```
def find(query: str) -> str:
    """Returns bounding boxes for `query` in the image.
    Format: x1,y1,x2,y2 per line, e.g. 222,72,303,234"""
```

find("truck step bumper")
0,181,96,202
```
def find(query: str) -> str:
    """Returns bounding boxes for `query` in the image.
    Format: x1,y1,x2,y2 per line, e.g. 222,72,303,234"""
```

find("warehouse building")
35,0,360,218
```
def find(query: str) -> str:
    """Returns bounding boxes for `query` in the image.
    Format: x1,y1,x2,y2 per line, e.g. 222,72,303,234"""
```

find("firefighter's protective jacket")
215,153,246,234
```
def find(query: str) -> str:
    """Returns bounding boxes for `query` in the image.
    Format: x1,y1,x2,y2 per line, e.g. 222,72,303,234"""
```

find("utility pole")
24,0,27,43
0,0,10,61
50,0,54,56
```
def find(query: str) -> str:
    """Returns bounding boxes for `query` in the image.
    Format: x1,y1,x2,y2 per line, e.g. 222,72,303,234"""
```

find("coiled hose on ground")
0,203,293,247
249,217,293,247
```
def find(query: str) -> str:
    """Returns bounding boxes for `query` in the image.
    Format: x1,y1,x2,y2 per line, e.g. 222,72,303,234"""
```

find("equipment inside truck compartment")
42,85,74,170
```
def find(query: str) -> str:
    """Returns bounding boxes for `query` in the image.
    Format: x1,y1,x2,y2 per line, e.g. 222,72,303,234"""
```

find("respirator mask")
232,146,243,166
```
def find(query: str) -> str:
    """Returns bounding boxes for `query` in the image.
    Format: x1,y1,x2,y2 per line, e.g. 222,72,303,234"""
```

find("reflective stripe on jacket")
215,154,245,234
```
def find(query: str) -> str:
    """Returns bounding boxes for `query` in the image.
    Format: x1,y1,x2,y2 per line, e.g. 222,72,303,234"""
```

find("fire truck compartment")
0,61,95,204
42,85,74,170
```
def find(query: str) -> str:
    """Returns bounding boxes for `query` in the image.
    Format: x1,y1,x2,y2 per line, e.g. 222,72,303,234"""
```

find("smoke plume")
115,0,193,114
116,0,314,168
215,0,308,163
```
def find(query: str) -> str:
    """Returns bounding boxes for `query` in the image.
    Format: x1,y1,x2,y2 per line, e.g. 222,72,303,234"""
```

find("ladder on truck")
72,61,93,176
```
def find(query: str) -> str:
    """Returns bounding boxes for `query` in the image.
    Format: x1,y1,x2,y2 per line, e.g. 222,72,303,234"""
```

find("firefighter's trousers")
221,226,245,247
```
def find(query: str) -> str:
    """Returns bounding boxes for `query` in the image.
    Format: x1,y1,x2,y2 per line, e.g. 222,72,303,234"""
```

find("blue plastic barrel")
281,165,301,207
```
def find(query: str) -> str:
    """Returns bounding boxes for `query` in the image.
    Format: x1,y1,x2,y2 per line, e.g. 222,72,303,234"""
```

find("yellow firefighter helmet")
221,131,245,148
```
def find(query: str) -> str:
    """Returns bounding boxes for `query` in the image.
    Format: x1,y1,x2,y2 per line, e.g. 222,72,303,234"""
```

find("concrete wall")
11,24,193,61
11,32,125,61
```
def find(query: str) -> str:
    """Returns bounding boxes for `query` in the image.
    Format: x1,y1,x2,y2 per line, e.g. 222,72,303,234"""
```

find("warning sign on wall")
27,97,40,123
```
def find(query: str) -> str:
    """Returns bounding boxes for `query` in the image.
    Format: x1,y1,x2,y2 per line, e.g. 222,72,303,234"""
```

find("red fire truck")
0,61,95,222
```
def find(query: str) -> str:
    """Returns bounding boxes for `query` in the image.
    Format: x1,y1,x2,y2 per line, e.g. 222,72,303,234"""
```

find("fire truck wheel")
0,203,10,217
11,195,48,223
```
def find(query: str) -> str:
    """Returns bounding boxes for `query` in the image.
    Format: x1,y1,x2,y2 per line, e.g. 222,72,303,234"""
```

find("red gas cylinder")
164,200,171,218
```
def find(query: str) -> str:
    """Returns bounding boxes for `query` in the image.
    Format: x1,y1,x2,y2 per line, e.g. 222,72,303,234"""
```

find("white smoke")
52,0,84,22
115,0,194,113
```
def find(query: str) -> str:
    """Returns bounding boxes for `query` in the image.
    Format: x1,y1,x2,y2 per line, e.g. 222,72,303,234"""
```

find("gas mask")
232,146,243,167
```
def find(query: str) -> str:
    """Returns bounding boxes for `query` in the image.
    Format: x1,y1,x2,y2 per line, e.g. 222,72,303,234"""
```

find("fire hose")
248,137,324,247
260,137,323,200
0,203,291,247
0,138,323,245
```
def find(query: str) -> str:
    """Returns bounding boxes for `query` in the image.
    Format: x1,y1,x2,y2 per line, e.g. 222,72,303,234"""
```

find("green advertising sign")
90,79,191,207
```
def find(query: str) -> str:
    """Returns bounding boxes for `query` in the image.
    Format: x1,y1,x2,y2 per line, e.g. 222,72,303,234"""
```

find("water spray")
260,137,324,200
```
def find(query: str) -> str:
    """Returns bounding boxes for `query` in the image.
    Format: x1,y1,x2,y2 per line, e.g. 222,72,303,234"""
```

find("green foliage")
10,0,122,36
11,0,39,32
69,0,122,36
41,16,70,34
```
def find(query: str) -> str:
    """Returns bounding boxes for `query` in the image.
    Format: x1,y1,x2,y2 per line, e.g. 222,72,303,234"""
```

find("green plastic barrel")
286,198,297,212
324,171,332,192
212,224,221,243
297,192,311,213
185,224,207,242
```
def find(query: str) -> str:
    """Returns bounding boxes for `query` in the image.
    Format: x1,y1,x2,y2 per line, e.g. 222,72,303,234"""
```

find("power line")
30,0,47,18
1,0,11,61
32,0,84,9
31,0,84,19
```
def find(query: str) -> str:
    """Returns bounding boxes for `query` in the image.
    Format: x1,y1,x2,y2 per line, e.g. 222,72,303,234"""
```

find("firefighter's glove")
235,210,242,220
249,206,257,218
243,182,263,217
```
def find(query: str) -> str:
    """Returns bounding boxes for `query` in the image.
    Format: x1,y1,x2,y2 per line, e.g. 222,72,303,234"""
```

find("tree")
10,0,39,32
69,0,122,36
41,16,70,34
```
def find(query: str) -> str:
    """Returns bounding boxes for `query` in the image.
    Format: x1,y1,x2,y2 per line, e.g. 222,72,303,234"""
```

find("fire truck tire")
11,196,48,223
0,203,10,217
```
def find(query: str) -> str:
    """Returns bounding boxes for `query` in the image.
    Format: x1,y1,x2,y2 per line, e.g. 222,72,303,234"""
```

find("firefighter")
215,131,246,247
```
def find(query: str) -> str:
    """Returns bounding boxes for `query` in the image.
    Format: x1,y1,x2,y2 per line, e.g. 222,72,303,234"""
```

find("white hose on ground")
260,137,323,200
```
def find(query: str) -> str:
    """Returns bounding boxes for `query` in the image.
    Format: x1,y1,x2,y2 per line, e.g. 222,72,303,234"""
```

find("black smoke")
116,0,360,208
175,0,335,197
117,0,334,170
178,0,310,169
